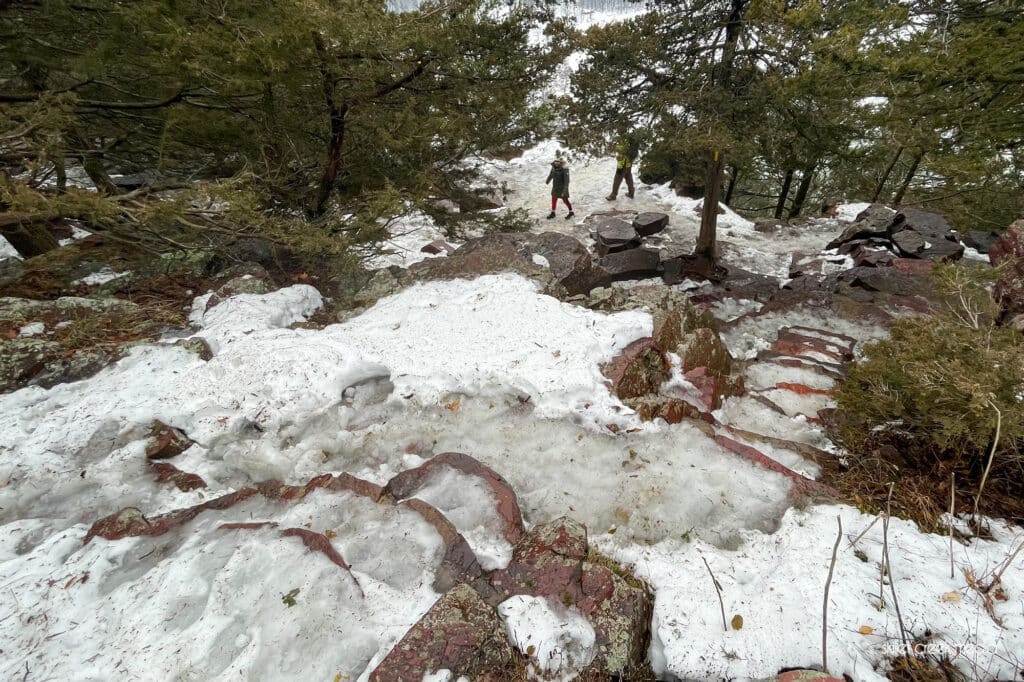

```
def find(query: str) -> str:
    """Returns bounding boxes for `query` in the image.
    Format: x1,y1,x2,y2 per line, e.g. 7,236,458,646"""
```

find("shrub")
834,263,1024,524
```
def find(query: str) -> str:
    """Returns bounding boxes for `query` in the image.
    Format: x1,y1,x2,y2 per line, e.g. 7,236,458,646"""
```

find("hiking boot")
626,191,635,199
546,211,556,219
565,211,575,220
605,195,616,201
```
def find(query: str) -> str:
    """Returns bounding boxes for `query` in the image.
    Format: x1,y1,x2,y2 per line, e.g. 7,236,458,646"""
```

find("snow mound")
499,595,597,681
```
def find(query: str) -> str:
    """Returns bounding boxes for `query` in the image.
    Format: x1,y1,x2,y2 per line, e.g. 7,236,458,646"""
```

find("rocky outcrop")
145,420,193,459
593,217,641,256
602,337,670,400
989,219,1024,322
827,204,964,262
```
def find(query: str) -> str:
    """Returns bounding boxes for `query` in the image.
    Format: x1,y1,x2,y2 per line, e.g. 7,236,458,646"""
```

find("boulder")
601,338,670,400
678,327,733,376
595,247,661,284
368,583,515,682
963,230,999,253
633,212,669,237
826,204,895,249
890,228,926,257
990,219,1024,320
406,232,600,297
892,208,964,261
173,337,214,361
593,218,640,256
145,420,193,460
488,519,654,677
420,239,456,256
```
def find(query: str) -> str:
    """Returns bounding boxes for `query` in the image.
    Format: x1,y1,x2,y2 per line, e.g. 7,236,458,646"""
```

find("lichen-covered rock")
173,336,214,361
145,420,193,460
488,518,653,678
601,337,670,400
368,583,516,682
678,327,732,376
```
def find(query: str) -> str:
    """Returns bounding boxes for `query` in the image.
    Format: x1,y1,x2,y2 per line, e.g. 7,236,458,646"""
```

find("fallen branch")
701,554,728,632
822,515,842,673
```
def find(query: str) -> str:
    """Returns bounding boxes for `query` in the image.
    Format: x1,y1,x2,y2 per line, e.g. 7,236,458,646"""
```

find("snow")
73,267,129,286
328,274,651,422
364,210,455,269
498,595,597,681
18,321,45,337
532,252,551,268
836,202,874,222
0,236,19,260
601,504,1024,681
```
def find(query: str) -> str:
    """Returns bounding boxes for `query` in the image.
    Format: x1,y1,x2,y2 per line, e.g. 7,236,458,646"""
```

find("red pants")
551,197,572,211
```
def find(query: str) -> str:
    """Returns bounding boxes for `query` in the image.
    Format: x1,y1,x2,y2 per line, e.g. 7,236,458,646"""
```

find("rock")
385,452,525,546
633,212,669,237
368,583,515,682
0,338,52,393
850,245,894,268
406,232,598,297
678,327,732,376
623,396,714,427
27,348,114,390
754,218,784,234
839,266,932,297
399,498,484,592
890,228,926,256
420,239,456,255
0,257,24,288
826,204,896,249
601,338,670,400
595,247,661,284
204,272,273,311
151,462,207,492
661,254,727,285
351,266,405,310
593,218,641,256
226,237,301,276
488,518,654,677
891,258,933,275
990,219,1024,320
789,253,826,278
145,420,193,459
962,230,999,253
173,337,214,361
684,366,724,411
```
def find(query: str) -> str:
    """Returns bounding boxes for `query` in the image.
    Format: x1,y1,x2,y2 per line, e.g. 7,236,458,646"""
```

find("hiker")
606,132,639,201
545,158,575,220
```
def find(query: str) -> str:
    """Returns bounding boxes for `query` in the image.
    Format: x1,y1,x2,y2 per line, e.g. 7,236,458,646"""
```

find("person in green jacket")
545,158,575,220
606,133,639,201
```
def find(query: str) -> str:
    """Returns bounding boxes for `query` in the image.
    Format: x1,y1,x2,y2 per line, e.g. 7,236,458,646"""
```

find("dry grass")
887,654,966,682
52,303,187,354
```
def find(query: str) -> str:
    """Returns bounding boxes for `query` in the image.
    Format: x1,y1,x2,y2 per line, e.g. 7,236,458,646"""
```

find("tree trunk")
724,165,739,206
788,163,816,218
872,146,904,203
310,34,349,219
1,222,61,258
695,150,725,262
774,168,795,219
891,151,924,207
55,156,67,193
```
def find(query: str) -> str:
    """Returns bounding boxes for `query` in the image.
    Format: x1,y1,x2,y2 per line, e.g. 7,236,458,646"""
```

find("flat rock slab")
594,218,641,256
633,212,669,237
368,583,515,682
596,247,661,284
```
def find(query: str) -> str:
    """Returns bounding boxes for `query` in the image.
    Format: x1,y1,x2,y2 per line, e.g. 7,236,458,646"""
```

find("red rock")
775,382,832,397
385,452,525,545
778,671,845,682
601,337,670,400
714,435,837,500
144,420,192,459
892,258,933,275
368,583,514,682
400,498,483,592
281,527,362,595
420,240,456,255
685,366,722,411
150,462,207,492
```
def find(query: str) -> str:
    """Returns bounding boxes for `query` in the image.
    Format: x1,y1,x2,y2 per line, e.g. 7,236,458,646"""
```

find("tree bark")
891,151,924,207
310,34,349,219
696,150,725,262
872,146,903,203
774,168,795,219
1,221,61,258
724,165,739,206
788,163,816,218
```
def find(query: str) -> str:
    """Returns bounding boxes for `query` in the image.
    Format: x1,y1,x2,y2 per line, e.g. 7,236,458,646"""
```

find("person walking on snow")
606,133,639,201
545,158,574,219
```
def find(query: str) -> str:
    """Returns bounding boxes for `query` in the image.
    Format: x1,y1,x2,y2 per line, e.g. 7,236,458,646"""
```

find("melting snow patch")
532,253,551,268
73,267,128,286
17,322,45,337
835,202,874,222
499,595,597,681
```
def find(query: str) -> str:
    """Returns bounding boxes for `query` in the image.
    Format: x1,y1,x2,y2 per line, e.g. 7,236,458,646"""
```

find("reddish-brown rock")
385,452,525,545
368,583,515,682
151,462,207,492
144,420,192,459
602,337,670,400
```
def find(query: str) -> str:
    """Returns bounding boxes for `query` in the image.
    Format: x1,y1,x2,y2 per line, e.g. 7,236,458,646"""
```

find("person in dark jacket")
545,158,575,220
606,133,639,201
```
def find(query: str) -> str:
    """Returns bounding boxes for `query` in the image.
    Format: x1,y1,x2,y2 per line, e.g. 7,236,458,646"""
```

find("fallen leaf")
941,591,962,603
731,614,743,630
858,625,874,635
445,396,461,412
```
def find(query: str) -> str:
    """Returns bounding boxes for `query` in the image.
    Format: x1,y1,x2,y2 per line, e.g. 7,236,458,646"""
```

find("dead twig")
701,554,728,632
823,515,842,673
